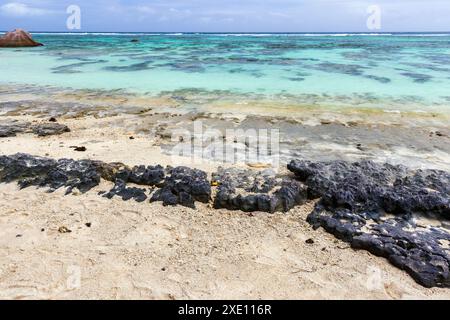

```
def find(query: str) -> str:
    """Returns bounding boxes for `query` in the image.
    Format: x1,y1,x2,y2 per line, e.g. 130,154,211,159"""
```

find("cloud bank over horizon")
1,0,449,32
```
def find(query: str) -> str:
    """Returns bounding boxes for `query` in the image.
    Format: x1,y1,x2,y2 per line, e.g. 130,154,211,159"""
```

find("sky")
0,0,449,32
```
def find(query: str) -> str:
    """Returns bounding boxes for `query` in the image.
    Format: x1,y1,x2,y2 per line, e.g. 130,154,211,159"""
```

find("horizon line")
2,30,450,34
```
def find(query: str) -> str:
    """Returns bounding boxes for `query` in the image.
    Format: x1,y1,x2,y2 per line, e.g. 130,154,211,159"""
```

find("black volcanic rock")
0,153,101,194
0,153,210,209
288,159,450,288
103,179,148,202
0,153,55,184
105,164,210,208
116,165,165,187
47,158,101,193
150,166,211,208
288,160,450,218
1,152,448,288
213,167,307,213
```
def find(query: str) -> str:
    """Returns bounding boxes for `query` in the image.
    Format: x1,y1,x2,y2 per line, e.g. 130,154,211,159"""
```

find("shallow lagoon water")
1,33,450,113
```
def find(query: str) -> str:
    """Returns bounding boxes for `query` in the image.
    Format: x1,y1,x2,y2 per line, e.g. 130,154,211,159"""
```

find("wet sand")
1,85,449,170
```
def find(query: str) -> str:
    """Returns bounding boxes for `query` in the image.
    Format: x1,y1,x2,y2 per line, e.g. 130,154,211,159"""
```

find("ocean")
1,32,450,113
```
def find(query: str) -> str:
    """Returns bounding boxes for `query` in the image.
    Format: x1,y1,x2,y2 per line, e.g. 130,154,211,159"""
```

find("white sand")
0,116,449,300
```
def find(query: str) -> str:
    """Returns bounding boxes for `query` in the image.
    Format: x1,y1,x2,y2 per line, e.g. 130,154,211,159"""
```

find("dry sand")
1,183,450,300
0,115,449,300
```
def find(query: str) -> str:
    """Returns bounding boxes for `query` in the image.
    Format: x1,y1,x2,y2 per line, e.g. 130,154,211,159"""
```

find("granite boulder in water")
0,29,43,48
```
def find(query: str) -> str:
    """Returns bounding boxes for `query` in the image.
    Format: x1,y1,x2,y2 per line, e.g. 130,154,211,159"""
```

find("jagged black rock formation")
105,164,210,208
96,165,211,208
0,154,211,208
103,179,148,202
212,167,307,213
150,166,211,208
0,153,100,194
0,121,70,137
115,165,166,187
1,153,448,288
288,160,450,218
288,159,450,288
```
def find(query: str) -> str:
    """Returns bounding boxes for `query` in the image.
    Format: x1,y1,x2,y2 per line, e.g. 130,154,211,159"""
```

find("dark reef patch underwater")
0,153,448,288
4,33,450,106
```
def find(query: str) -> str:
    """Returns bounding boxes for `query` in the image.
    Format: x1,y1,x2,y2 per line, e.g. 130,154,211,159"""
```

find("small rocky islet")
0,153,448,288
0,29,43,48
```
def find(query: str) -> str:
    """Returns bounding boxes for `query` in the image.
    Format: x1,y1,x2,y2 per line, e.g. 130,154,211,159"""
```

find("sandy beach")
0,88,449,299
1,182,449,300
1,0,450,305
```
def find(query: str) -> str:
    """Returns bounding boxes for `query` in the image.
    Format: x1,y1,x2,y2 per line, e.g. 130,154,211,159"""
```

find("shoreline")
0,85,449,299
1,83,449,171
2,83,450,117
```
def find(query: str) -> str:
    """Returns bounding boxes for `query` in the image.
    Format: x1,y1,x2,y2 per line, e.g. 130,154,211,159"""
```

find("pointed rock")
0,29,43,48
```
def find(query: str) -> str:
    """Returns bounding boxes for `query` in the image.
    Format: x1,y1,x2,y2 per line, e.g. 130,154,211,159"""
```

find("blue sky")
1,0,449,32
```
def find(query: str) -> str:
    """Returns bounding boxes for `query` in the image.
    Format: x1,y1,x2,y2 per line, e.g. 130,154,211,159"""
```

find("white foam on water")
27,32,450,37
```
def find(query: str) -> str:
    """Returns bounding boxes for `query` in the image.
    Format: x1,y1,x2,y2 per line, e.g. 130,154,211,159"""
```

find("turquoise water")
1,33,450,111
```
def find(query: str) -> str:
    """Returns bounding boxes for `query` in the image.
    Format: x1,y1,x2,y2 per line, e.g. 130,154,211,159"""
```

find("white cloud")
0,2,54,17
135,6,156,15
